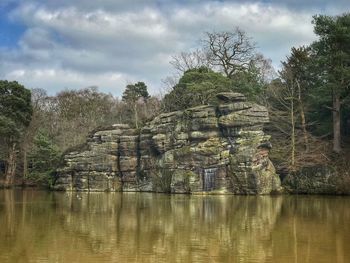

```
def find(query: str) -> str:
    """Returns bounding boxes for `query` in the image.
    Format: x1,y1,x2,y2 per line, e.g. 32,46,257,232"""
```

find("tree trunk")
296,80,309,151
23,150,28,183
134,104,139,129
333,92,341,153
22,131,30,184
291,99,296,169
290,83,296,170
5,143,17,186
299,106,309,150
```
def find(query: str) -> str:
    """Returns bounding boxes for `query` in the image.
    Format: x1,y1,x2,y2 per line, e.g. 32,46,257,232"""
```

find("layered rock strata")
55,93,281,194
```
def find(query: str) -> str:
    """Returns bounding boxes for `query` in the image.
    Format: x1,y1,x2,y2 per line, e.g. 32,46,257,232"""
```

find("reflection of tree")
55,193,285,262
0,191,349,262
272,196,350,263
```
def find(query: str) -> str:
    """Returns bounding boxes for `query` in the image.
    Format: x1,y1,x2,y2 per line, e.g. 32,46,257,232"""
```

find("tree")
169,28,272,103
202,27,256,78
312,13,350,153
170,49,211,74
28,131,61,187
266,78,298,170
21,88,48,180
52,87,120,150
122,82,150,128
162,67,233,112
230,58,272,102
280,46,313,150
0,81,32,186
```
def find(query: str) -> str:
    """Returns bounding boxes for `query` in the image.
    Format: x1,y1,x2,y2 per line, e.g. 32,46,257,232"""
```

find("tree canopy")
0,81,32,143
0,80,32,185
169,28,273,103
203,28,256,78
122,82,150,103
121,82,152,129
162,67,233,112
311,13,350,152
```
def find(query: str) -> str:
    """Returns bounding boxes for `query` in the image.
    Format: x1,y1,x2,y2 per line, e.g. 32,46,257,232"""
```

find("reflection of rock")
0,191,350,262
55,92,281,194
54,192,284,262
51,193,350,262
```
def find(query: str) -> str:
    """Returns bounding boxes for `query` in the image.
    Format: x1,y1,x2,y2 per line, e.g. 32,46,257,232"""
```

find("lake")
0,190,349,262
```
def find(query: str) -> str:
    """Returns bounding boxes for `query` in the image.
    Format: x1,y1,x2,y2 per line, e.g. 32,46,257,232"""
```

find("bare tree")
170,49,211,73
280,46,312,151
202,27,256,78
161,75,179,92
266,78,297,170
251,53,277,83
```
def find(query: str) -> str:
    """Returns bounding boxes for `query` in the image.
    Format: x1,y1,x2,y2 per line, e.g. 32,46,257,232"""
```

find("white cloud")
1,0,348,95
4,68,133,96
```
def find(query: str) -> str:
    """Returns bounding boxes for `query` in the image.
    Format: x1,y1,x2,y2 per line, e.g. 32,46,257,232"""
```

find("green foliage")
121,82,152,128
313,13,350,80
0,80,32,144
306,83,333,136
230,65,266,101
162,67,233,112
122,82,150,103
311,13,350,134
28,132,61,187
267,13,350,169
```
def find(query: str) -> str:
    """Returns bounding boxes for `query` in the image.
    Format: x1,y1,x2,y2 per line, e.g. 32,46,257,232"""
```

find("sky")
0,0,349,97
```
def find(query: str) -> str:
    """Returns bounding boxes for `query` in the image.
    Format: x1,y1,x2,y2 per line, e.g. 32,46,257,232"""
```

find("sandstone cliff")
54,92,281,194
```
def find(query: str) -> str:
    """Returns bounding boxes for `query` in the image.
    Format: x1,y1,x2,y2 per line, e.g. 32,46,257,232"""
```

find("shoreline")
1,185,349,196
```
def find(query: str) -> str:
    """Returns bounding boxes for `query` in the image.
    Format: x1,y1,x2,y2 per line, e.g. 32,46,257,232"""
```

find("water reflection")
0,190,349,263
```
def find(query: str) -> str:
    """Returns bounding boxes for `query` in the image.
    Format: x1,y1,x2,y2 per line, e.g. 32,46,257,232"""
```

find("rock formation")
54,92,281,194
282,166,350,194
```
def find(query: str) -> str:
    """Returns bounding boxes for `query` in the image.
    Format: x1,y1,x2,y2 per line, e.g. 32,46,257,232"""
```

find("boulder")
282,166,349,194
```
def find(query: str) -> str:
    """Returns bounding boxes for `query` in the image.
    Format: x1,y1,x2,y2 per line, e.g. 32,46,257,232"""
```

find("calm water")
0,190,349,263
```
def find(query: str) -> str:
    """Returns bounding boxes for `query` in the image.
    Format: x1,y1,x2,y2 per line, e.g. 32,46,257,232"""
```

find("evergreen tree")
122,82,150,128
28,132,61,187
0,80,32,185
312,13,350,153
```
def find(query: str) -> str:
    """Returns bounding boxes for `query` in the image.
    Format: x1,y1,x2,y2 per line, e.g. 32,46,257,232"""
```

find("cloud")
168,3,317,61
1,0,349,95
4,68,132,95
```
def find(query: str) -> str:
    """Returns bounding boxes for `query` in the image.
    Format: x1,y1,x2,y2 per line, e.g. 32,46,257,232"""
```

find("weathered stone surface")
55,92,281,194
282,166,350,194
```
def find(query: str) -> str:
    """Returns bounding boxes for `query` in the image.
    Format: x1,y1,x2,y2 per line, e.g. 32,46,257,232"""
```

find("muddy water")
0,190,349,262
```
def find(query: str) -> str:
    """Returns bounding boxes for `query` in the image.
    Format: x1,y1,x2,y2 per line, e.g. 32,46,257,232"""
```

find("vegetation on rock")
162,67,234,111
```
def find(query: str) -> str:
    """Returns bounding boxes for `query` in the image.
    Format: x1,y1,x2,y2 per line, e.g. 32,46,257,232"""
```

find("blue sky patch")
0,3,25,48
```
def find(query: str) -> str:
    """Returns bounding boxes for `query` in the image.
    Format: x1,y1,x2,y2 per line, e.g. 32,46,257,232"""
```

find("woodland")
0,13,349,189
